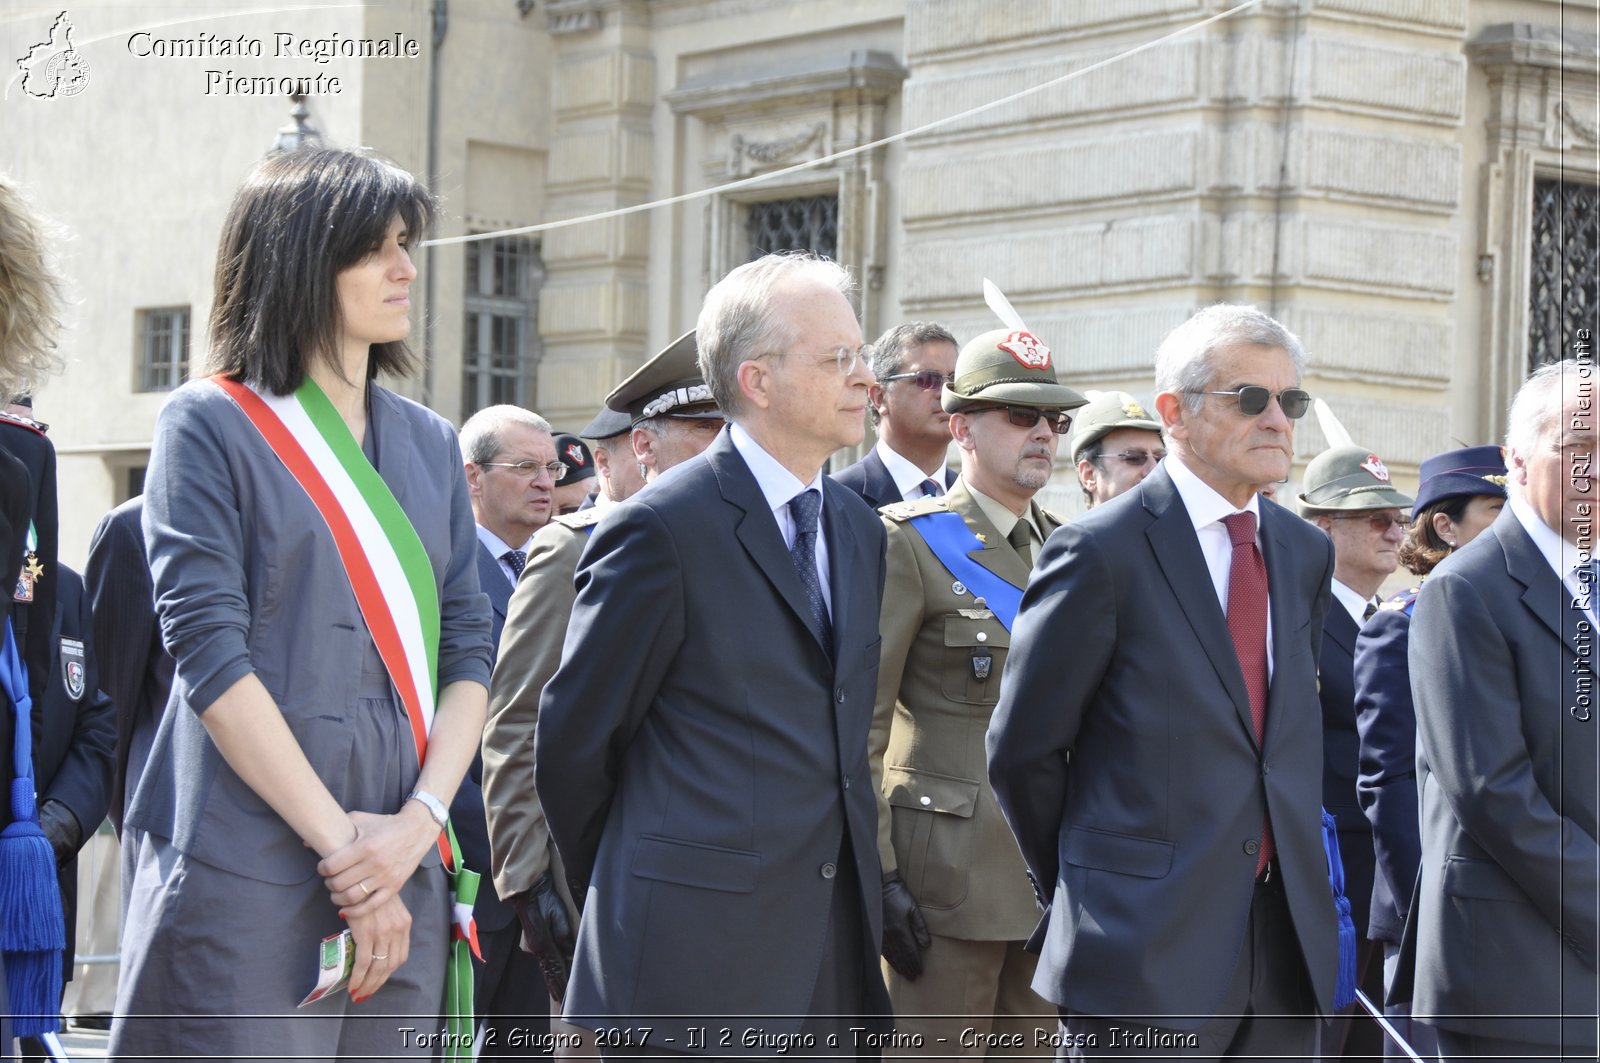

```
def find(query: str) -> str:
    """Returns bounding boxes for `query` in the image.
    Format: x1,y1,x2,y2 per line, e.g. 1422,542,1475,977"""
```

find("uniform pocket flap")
631,834,762,893
1443,857,1530,903
1064,827,1174,879
942,616,1010,649
883,766,981,818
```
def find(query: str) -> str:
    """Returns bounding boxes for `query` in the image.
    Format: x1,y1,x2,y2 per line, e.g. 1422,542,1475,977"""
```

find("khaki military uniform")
870,477,1058,1055
480,507,598,1053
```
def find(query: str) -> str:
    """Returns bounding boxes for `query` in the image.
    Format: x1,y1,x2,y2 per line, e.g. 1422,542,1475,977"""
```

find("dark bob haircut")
207,148,436,395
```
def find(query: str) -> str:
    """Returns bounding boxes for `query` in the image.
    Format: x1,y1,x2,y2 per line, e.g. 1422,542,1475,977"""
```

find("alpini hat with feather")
1297,399,1414,513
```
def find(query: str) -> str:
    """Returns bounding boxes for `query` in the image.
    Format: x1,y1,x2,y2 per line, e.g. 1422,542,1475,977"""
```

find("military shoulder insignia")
553,509,603,530
60,637,86,701
1379,586,1421,611
0,411,46,436
880,496,947,523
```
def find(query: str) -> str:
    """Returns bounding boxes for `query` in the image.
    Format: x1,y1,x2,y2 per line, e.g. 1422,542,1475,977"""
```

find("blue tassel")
1321,808,1358,1010
0,780,66,1035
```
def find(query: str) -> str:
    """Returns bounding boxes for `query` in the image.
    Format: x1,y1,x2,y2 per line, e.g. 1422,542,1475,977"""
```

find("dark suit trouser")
1060,873,1316,1061
1437,1029,1596,1063
476,917,553,1057
598,839,878,1063
1324,936,1385,1060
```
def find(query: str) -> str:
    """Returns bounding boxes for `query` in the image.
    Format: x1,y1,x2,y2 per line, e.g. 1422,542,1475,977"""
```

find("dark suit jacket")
1353,596,1419,945
30,565,116,969
1410,510,1598,1048
536,430,892,1044
84,496,173,834
450,542,514,931
831,446,954,511
987,464,1338,1025
1319,602,1375,935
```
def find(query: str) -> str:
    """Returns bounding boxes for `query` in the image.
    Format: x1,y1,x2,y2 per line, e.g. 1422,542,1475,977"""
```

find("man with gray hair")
1409,358,1597,1062
536,253,891,1052
988,304,1337,1057
457,402,560,1051
833,322,959,509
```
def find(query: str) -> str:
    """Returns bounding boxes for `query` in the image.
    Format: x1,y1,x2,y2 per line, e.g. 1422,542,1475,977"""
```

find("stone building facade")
4,0,1594,559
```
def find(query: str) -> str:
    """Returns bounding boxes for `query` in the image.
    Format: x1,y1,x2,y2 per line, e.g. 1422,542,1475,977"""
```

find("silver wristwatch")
407,788,449,829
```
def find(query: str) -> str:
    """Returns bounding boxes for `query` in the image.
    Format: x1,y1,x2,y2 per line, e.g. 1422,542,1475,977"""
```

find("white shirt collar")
729,422,823,513
876,438,941,498
1510,494,1583,583
1166,451,1262,538
1330,579,1375,626
475,522,531,560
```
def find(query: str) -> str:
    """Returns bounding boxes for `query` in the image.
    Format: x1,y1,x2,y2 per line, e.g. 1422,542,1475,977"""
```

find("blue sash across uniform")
907,511,1023,630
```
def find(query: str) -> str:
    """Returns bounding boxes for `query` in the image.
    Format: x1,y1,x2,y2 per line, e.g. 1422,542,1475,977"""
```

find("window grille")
746,196,839,260
1529,178,1599,371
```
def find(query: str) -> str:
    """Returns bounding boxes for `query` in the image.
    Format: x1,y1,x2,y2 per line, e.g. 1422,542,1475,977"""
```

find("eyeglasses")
1330,512,1409,533
811,343,872,376
480,460,566,480
1189,386,1312,419
968,405,1073,435
1096,449,1166,468
882,369,956,391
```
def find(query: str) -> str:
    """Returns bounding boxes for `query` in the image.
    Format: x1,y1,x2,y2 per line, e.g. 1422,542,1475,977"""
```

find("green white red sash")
214,375,482,1053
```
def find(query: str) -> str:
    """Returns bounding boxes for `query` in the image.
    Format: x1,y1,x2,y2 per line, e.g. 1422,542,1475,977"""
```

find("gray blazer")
1410,510,1598,1049
129,380,493,885
987,464,1339,1025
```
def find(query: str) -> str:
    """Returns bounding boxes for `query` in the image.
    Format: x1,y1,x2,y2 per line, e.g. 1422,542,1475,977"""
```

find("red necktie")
1222,511,1273,875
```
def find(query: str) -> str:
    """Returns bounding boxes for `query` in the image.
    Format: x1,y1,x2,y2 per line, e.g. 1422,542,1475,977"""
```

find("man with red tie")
987,304,1337,1058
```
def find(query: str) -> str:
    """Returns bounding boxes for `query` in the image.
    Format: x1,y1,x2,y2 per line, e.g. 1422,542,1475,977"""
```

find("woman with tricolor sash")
110,149,493,1059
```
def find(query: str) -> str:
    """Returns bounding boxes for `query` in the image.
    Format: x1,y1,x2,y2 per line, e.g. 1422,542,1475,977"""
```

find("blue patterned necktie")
788,489,832,649
502,549,526,581
922,477,945,498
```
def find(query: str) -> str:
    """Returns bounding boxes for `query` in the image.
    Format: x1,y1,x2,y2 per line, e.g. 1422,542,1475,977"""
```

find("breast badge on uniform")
971,648,993,682
60,636,86,701
951,580,967,597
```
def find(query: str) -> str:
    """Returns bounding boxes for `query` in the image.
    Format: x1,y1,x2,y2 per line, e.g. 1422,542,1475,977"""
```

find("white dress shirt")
475,523,533,587
730,423,832,615
1510,494,1598,625
1166,454,1275,676
1330,580,1379,627
876,439,948,501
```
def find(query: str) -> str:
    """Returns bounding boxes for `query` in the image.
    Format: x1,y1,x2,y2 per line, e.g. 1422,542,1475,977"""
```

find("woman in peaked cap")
1351,444,1508,1060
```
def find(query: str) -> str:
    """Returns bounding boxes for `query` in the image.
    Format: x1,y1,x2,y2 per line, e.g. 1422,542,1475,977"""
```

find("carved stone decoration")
730,123,827,174
545,0,601,35
1547,99,1600,150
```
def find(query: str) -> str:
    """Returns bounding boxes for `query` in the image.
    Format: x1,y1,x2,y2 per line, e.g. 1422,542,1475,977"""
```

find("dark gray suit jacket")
451,542,513,930
130,380,493,885
987,463,1338,1025
536,429,892,1044
1410,509,1598,1048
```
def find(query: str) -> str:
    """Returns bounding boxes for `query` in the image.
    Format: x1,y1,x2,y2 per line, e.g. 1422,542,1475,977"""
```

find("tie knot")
1221,511,1257,547
923,477,945,498
502,548,527,580
789,489,821,534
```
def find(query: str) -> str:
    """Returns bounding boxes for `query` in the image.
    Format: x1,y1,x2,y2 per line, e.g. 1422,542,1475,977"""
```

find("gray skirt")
110,686,452,1061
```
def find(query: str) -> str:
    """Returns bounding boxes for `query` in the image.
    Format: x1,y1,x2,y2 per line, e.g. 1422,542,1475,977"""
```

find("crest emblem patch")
971,649,993,682
996,331,1051,371
60,636,86,701
1123,400,1148,419
1360,454,1391,482
564,442,586,466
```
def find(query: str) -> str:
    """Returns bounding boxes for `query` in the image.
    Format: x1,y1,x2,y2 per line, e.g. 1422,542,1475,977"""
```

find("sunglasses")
1190,386,1312,419
1330,512,1409,533
968,405,1073,435
1096,449,1166,468
881,369,956,391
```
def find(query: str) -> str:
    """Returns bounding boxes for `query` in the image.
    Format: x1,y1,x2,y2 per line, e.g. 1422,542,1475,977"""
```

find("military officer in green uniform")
1067,390,1164,509
480,331,724,1022
871,327,1086,1055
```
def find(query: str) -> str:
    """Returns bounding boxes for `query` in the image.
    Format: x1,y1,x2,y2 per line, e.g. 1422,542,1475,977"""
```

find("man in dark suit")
459,403,561,1053
987,304,1338,1058
1296,437,1413,1060
832,322,958,509
85,497,173,836
537,253,892,1054
1410,359,1598,1062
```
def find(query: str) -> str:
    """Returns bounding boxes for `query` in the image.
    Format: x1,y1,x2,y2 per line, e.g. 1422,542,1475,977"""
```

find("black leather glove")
513,871,577,1003
37,799,82,868
880,869,931,980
